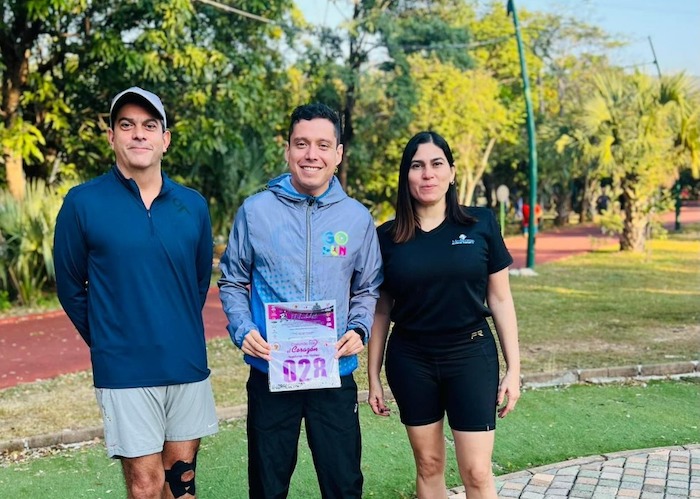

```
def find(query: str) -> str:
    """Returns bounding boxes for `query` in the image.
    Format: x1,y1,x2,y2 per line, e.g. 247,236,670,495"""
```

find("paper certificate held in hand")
265,300,341,392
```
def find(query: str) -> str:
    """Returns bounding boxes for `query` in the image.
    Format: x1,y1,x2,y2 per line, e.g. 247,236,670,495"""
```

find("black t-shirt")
377,207,513,334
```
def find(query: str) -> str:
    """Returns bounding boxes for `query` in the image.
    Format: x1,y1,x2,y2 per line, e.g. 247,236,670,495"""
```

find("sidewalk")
450,445,700,499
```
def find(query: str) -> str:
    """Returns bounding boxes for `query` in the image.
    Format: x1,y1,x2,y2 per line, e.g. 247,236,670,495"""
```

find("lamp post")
507,0,538,268
496,184,510,236
648,36,681,230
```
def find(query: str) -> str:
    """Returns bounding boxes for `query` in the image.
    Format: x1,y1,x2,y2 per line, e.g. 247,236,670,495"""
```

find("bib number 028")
282,357,328,382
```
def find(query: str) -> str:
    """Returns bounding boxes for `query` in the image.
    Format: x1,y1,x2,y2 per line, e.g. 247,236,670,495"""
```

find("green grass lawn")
511,236,700,373
1,379,698,498
0,224,698,498
1,229,699,443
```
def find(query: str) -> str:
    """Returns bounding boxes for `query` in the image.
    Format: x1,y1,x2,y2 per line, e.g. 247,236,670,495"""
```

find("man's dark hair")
287,102,342,145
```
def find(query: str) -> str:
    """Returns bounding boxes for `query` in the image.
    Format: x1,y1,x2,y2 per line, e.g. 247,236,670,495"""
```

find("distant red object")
521,203,542,228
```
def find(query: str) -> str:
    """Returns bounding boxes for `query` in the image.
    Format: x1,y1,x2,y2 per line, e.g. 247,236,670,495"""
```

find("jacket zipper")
305,198,315,300
147,209,154,235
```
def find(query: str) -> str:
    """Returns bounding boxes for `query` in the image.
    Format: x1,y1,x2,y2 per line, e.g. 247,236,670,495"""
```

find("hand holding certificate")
265,300,341,392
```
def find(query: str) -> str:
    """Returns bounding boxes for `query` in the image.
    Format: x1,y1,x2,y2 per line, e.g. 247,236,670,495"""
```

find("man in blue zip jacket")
54,87,218,499
218,102,383,498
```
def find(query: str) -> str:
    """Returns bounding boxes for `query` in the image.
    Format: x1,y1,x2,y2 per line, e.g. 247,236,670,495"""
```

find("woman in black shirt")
368,131,521,499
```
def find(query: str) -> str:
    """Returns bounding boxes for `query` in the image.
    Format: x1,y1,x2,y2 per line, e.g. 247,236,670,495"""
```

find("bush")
598,209,624,236
0,290,11,312
0,180,69,306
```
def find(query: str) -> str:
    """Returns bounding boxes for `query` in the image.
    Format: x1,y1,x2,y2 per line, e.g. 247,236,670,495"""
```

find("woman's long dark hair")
391,131,476,243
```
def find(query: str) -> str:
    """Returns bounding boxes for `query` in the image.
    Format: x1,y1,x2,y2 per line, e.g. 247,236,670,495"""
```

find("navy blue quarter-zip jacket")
54,166,213,389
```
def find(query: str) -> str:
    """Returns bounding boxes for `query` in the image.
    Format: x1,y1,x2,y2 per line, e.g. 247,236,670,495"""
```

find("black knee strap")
165,453,197,498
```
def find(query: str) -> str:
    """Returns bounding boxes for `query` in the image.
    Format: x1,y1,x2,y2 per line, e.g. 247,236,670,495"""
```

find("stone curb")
521,360,699,389
1,361,697,455
0,310,65,326
0,391,375,454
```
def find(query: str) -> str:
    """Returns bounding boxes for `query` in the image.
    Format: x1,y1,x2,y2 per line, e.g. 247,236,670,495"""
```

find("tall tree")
295,0,473,190
0,0,88,199
528,16,621,223
402,56,516,205
1,0,296,232
570,71,692,251
466,0,622,220
660,73,700,179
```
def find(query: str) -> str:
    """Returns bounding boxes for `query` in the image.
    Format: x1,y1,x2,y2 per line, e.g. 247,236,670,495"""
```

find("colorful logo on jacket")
322,231,348,257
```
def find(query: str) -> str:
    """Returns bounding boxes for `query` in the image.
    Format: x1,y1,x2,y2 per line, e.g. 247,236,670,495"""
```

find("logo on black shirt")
451,234,475,245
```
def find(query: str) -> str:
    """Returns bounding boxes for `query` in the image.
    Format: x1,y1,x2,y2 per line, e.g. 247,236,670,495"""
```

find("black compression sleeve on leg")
165,453,197,498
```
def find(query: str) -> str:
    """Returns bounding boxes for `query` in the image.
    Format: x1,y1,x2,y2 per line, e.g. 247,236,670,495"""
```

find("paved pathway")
1,202,699,498
447,445,700,498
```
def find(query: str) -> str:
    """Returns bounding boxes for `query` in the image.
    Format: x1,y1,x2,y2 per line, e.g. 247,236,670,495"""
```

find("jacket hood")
267,173,347,206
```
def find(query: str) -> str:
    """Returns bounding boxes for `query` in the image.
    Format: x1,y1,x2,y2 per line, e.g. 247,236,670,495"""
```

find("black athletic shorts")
385,324,499,431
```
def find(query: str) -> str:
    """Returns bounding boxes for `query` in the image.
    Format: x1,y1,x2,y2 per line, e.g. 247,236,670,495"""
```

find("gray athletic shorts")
95,376,219,458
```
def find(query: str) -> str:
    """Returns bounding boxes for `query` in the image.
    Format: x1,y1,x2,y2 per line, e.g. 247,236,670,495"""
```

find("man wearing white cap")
54,87,218,498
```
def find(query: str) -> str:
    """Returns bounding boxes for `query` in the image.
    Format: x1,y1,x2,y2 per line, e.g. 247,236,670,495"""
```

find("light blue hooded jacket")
218,173,383,376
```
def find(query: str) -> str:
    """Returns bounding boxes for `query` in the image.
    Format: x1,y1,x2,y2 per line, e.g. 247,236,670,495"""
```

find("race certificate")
265,300,340,392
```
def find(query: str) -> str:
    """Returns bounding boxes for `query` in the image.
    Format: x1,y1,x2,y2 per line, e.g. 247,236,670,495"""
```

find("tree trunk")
552,183,571,226
619,180,647,252
578,173,596,223
457,138,495,206
2,74,27,200
458,163,471,205
339,2,364,191
457,142,471,205
2,15,33,201
3,145,26,200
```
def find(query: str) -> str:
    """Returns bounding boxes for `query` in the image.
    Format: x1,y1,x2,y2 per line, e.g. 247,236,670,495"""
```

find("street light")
507,0,538,268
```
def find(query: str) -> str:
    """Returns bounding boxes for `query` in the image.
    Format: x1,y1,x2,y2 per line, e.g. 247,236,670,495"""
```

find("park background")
0,1,699,497
1,0,700,309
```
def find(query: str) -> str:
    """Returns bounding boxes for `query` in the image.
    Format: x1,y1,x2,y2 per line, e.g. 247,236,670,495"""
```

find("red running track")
0,288,229,389
0,203,698,389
